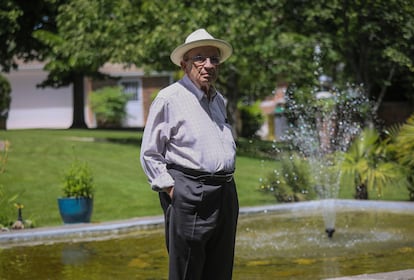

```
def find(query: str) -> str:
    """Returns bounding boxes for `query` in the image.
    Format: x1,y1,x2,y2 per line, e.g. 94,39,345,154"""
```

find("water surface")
1,200,413,279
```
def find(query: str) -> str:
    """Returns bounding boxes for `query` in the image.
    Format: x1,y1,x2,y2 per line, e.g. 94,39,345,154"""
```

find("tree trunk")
70,73,88,129
0,117,6,130
372,66,395,114
222,67,240,139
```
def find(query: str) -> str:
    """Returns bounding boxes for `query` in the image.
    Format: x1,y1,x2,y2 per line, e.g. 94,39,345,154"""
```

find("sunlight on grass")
0,129,407,227
0,129,276,227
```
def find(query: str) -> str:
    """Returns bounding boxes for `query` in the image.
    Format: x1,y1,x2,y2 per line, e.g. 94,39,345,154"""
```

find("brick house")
4,61,172,129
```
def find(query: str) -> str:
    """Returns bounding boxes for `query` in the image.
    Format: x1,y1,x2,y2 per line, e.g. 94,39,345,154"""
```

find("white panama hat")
170,28,233,66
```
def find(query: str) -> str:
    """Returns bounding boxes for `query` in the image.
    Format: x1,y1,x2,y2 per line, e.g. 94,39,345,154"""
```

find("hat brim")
170,39,233,66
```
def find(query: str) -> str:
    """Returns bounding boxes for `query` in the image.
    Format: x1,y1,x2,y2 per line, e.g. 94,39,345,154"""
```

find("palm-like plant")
389,114,414,200
394,115,414,167
341,128,402,199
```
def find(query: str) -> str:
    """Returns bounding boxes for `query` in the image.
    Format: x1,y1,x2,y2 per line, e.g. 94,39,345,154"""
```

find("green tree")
4,0,412,131
123,1,289,134
34,0,141,128
123,0,413,134
0,0,62,129
0,0,61,72
284,0,414,111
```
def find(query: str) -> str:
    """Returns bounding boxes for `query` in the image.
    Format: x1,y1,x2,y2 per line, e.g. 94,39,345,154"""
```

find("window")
120,80,141,101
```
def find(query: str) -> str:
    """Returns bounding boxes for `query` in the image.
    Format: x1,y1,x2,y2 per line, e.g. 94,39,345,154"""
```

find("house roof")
260,85,287,115
11,60,170,78
13,59,45,71
99,63,145,77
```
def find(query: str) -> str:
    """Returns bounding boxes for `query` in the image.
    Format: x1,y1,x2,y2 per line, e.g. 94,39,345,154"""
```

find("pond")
1,200,414,279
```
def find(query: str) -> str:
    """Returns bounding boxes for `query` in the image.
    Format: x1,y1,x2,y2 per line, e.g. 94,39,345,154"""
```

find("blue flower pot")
57,197,93,224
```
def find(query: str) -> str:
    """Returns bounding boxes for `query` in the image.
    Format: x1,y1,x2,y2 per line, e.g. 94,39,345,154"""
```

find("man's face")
181,46,220,90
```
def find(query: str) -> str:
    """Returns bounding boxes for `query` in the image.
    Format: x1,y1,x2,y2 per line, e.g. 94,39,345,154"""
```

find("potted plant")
57,160,95,223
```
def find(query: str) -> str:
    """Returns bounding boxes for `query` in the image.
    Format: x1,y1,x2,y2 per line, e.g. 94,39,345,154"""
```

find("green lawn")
0,129,276,227
0,129,408,228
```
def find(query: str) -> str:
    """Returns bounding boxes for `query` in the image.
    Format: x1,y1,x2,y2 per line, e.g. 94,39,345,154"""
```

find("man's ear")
180,61,187,71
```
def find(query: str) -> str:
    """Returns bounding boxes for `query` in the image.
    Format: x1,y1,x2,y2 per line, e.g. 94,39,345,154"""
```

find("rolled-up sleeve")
140,97,175,191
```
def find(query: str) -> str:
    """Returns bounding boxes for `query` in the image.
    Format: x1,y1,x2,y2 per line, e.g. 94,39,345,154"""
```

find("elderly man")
140,28,238,280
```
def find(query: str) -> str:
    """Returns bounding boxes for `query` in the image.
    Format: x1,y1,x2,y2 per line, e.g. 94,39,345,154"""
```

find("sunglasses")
188,55,221,66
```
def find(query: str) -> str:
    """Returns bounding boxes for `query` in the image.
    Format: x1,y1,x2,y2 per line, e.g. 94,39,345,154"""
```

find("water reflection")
61,244,94,265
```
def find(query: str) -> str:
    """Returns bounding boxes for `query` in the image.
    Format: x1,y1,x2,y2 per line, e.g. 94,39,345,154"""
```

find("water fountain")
235,201,414,279
276,77,371,238
275,44,376,238
1,201,414,279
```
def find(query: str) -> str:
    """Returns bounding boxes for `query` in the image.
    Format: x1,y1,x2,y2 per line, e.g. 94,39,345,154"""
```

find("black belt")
167,163,234,183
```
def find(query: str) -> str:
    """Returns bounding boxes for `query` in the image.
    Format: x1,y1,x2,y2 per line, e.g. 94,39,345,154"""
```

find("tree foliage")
1,0,413,130
122,0,414,129
33,0,140,127
283,0,414,110
0,0,61,72
34,0,140,87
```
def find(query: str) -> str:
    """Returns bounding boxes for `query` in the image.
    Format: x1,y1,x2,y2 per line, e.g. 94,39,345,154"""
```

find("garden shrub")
0,185,19,228
260,152,316,202
388,113,414,200
238,101,264,138
90,86,129,128
0,75,11,129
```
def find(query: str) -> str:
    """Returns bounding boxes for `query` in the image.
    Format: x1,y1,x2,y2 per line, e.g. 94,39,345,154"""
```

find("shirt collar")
181,74,217,101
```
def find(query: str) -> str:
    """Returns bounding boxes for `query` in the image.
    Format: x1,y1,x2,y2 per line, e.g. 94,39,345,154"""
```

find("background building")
5,61,172,129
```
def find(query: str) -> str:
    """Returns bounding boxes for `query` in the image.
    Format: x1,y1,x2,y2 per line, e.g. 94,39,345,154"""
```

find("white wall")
5,66,73,129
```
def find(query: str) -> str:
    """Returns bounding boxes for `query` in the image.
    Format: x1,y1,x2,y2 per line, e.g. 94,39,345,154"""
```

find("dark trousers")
159,169,239,280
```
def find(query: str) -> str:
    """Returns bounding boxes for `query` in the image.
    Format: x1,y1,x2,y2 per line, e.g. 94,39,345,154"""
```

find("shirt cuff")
151,172,175,192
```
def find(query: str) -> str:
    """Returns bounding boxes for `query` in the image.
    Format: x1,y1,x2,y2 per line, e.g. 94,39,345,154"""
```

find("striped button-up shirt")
140,74,236,191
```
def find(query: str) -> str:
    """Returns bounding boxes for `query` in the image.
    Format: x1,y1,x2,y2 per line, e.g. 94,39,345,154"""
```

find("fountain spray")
282,46,371,238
